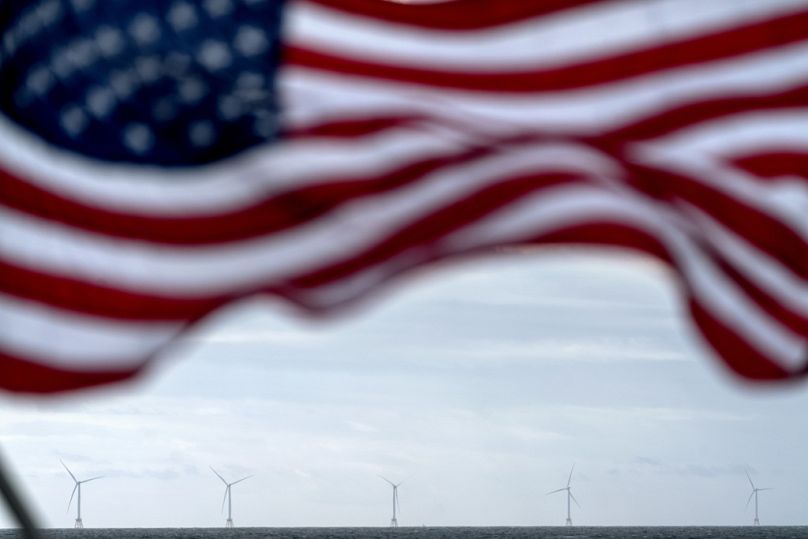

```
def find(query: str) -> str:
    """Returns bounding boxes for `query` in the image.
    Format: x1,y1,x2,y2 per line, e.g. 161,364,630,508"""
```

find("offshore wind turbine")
745,470,772,526
380,476,401,528
547,465,579,526
211,467,253,528
61,460,103,529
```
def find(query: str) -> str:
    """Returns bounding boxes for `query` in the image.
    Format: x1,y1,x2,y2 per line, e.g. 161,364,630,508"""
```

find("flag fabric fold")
0,0,807,392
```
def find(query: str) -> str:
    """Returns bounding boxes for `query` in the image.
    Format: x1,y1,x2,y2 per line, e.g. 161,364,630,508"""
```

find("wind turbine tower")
380,476,401,528
745,470,772,526
61,460,103,529
547,465,579,526
211,467,253,528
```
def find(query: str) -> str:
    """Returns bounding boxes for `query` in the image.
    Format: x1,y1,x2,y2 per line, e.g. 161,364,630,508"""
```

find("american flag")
0,0,806,393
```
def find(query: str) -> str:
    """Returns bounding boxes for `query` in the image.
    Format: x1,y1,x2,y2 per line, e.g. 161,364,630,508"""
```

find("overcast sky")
2,249,808,528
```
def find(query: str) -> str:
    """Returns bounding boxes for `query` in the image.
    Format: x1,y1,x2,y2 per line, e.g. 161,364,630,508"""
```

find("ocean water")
1,528,806,539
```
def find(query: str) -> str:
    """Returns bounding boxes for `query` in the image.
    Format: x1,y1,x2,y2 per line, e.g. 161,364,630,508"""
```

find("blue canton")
0,0,285,167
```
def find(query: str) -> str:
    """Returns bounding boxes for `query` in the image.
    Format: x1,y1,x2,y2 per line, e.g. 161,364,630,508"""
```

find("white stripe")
633,143,808,239
291,0,806,71
641,112,808,234
684,204,808,318
283,39,808,132
631,108,808,261
0,114,467,215
644,111,808,158
435,186,806,372
0,293,180,369
0,143,616,295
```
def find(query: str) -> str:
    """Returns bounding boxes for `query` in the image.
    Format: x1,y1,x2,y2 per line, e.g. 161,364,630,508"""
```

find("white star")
96,26,124,57
253,112,277,138
204,0,234,17
70,0,95,12
198,40,232,71
109,70,137,98
61,106,89,137
66,39,97,69
35,0,62,26
168,2,198,32
129,14,161,45
26,66,54,95
86,86,116,118
135,56,162,83
234,26,269,57
217,95,243,121
123,123,154,154
179,77,207,104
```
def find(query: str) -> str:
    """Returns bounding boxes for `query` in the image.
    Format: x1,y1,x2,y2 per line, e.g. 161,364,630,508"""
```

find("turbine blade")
546,488,567,495
67,484,78,513
221,486,229,514
379,475,396,487
82,475,104,483
745,470,756,490
570,491,581,509
746,491,755,508
395,489,401,514
567,465,575,487
210,467,228,485
231,475,253,486
61,460,77,483
758,488,773,491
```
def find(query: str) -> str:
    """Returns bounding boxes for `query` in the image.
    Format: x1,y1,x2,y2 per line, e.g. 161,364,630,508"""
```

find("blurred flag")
0,0,806,392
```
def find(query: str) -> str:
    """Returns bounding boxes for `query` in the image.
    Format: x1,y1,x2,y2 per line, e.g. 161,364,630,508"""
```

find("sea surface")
1,528,806,539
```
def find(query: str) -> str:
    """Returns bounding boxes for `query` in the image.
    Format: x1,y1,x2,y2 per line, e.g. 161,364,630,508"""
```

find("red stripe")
0,350,141,393
2,155,480,244
0,132,568,243
301,0,602,30
287,114,425,138
284,174,599,289
711,252,808,336
521,221,674,265
271,220,676,314
624,163,808,280
286,10,808,92
0,260,223,321
730,152,808,179
687,298,791,380
595,87,808,143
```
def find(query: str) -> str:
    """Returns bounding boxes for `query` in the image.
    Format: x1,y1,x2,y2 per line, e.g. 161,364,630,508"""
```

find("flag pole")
0,450,41,539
